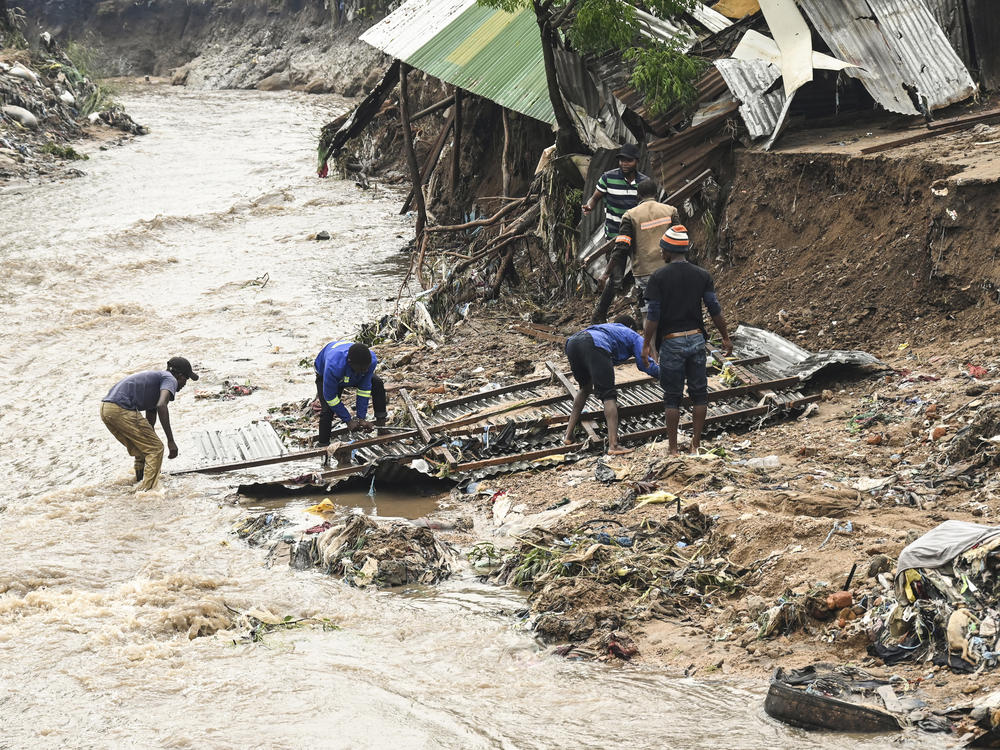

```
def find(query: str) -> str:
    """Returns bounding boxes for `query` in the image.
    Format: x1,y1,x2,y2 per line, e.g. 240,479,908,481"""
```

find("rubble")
234,511,455,588
1,29,146,181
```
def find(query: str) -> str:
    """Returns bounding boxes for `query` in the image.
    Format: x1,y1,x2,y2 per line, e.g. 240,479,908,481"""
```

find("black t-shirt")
645,260,716,346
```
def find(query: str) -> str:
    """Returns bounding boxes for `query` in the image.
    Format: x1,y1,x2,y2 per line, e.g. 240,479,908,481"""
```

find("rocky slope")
13,0,392,94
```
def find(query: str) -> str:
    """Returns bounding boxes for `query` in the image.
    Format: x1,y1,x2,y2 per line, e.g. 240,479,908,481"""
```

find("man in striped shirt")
592,178,679,323
581,142,648,238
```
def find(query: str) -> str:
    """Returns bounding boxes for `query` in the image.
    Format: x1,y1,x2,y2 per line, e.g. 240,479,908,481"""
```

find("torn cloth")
897,521,1000,574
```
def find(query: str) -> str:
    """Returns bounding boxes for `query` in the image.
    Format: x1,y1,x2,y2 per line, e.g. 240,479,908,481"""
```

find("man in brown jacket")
592,179,678,323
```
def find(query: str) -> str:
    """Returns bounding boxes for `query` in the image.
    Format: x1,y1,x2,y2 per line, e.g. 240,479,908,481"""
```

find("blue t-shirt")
581,323,660,379
102,371,177,411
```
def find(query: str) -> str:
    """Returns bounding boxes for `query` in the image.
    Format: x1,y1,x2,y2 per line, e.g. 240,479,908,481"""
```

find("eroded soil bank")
14,0,392,93
297,133,1000,742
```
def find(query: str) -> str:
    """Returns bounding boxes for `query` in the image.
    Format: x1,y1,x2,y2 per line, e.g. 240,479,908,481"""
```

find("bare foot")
607,446,633,456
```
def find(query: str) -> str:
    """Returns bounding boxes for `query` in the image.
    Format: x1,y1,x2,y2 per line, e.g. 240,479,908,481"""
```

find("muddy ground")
356,303,999,727
293,122,1000,737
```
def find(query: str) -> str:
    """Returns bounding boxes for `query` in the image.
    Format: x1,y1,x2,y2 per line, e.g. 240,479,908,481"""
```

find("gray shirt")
102,371,178,411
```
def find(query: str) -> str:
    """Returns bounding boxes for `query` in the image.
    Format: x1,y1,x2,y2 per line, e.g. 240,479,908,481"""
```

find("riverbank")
3,83,897,750
1,36,146,182
329,301,1000,739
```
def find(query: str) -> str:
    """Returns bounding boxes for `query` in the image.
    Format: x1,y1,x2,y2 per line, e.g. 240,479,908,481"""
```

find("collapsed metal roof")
360,0,555,124
797,0,977,115
733,325,885,381
718,0,978,141
177,329,881,496
714,58,783,139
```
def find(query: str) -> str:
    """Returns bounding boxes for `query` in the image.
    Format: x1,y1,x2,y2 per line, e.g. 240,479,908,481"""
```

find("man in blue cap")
100,356,198,491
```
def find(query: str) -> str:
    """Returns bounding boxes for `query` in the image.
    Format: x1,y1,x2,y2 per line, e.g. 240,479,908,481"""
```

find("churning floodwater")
0,86,944,748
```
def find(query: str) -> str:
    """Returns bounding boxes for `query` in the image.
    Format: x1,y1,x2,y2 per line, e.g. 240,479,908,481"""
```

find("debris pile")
194,380,260,400
484,504,750,654
862,521,1000,673
233,511,292,547
288,513,455,587
1,31,146,180
764,664,951,734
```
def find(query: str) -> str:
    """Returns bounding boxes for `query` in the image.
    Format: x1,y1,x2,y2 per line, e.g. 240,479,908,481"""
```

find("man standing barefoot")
641,226,731,455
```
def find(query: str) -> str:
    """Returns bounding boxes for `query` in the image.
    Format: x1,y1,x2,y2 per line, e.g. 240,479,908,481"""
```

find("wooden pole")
451,87,463,190
398,63,426,239
402,111,455,214
411,94,455,123
501,108,512,200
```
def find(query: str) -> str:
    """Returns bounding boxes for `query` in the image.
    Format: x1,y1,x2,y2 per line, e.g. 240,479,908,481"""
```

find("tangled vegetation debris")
290,514,455,587
235,511,455,589
483,504,752,651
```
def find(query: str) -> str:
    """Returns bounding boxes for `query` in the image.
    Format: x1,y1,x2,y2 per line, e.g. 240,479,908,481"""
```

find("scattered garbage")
288,513,455,587
1,32,147,180
746,455,781,470
194,380,258,400
484,505,746,647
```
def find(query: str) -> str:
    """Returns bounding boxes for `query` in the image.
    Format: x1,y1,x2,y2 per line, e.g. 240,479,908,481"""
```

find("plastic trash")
635,490,679,508
747,455,781,469
305,498,336,514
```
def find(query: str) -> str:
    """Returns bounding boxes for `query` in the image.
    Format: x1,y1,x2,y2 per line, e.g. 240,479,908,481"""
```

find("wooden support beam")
453,442,584,473
430,374,551,411
618,395,820,444
398,63,426,238
410,94,455,123
859,108,1000,154
546,361,600,442
401,387,456,465
501,107,512,200
513,323,567,344
452,87,462,190
402,111,455,214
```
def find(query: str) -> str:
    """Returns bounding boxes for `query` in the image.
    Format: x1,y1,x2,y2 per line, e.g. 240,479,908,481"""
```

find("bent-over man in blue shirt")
100,356,198,491
314,340,388,445
563,315,660,455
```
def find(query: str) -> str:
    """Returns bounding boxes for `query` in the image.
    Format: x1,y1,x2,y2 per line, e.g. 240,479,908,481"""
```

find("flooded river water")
0,86,946,748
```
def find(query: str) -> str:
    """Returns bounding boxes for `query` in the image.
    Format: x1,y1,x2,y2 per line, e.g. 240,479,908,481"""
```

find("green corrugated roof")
405,5,555,124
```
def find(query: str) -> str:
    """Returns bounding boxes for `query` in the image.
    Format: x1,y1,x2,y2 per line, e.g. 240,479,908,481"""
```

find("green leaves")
625,42,706,117
569,0,637,55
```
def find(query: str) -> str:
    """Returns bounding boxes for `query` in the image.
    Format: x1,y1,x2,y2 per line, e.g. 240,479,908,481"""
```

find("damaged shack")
316,0,997,334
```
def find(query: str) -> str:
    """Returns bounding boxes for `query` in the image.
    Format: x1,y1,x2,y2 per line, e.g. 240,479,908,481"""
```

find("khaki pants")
100,401,164,491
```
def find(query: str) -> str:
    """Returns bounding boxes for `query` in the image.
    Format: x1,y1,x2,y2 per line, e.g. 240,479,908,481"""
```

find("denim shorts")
658,333,708,408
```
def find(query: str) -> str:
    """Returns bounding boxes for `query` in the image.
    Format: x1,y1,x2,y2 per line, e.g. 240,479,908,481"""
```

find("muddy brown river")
0,86,946,748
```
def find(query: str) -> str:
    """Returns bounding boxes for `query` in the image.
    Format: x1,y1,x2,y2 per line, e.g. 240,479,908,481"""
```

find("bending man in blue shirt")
563,315,660,455
314,340,388,445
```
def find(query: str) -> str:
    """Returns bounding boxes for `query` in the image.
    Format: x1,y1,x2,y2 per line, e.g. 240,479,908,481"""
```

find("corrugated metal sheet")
925,0,971,68
360,0,555,124
191,422,287,467
359,0,475,62
688,3,735,33
797,0,977,115
715,58,784,138
733,325,884,381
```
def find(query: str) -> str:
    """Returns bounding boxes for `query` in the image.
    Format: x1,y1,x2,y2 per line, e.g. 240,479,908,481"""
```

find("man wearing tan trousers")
100,357,198,491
